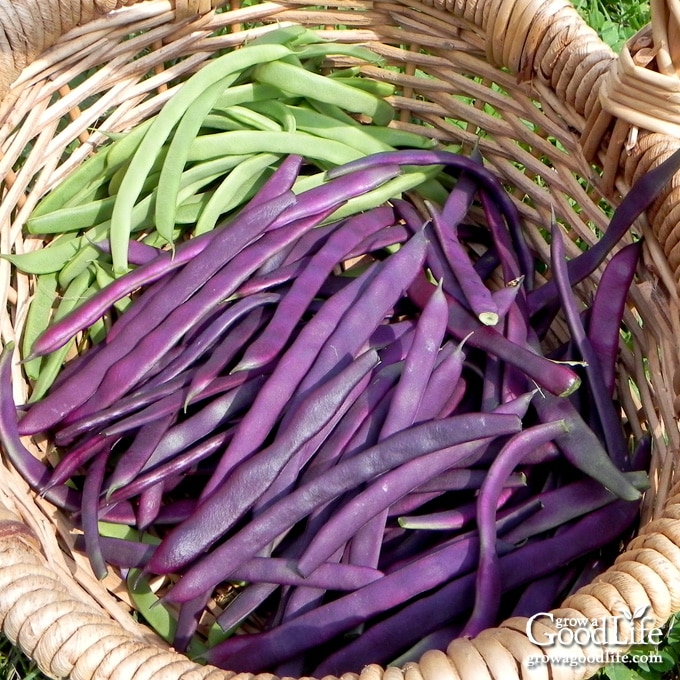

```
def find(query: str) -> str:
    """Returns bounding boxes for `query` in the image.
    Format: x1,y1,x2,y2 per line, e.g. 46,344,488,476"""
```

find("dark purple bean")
368,320,416,352
175,593,211,654
397,497,478,531
141,374,266,472
184,308,271,405
80,535,157,569
500,294,533,402
0,343,80,511
510,569,570,619
252,367,375,515
272,221,339,272
441,146,480,228
149,293,278,403
199,260,382,500
98,500,137,525
491,275,524,320
478,188,525,287
347,223,410,257
236,206,396,372
154,498,196,525
463,419,568,638
104,413,176,496
81,448,111,579
149,349,379,574
52,371,191,444
429,202,499,326
532,385,640,501
328,149,534,288
396,487,523,531
501,473,644,546
215,582,278,633
19,193,296,433
295,228,429,398
296,362,402,486
528,146,680,316
587,241,641,395
413,469,525,494
45,434,112,490
385,491,443,518
474,245,501,280
137,482,164,531
233,257,311,299
389,624,463,668
381,280,448,437
248,153,303,210
408,275,581,397
105,430,232,508
94,238,164,266
267,164,402,230
551,223,630,470
415,339,466,422
311,498,639,676
233,556,383,590
631,434,652,472
157,412,521,599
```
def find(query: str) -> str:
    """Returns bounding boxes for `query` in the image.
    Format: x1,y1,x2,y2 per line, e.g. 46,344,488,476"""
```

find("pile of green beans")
8,26,441,400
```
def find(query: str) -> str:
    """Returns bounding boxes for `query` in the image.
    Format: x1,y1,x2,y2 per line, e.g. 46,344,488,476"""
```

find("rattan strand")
0,0,679,679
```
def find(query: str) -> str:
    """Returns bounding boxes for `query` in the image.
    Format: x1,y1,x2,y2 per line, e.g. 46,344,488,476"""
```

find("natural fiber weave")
1,0,680,678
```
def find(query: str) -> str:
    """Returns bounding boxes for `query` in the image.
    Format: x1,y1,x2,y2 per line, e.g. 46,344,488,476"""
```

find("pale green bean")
187,130,363,166
155,76,235,244
110,42,293,274
1,234,81,275
281,104,390,155
194,153,278,235
29,269,94,401
254,60,394,126
22,272,58,381
219,104,283,132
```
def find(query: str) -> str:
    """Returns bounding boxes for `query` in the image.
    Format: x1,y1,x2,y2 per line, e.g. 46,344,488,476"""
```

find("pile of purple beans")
3,147,679,676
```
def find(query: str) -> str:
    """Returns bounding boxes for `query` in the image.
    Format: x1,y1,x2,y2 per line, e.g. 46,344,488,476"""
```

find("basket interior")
0,0,679,677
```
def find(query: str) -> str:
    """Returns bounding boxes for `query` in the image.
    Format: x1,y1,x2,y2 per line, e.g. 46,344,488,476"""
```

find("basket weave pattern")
1,0,680,678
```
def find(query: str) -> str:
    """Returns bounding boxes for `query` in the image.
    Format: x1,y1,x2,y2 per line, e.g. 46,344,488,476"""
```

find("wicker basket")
1,0,680,678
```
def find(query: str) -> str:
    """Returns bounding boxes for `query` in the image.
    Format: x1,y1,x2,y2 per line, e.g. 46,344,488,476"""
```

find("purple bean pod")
0,343,81,511
462,419,568,638
157,412,521,600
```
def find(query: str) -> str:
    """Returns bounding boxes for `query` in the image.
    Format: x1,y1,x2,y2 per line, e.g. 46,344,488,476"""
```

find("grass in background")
0,637,47,680
0,0,658,678
574,0,650,50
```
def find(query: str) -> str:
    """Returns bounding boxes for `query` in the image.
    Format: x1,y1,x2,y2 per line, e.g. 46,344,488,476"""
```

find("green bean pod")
29,269,95,401
155,76,236,245
1,234,81,275
187,130,363,166
195,153,279,236
254,60,394,126
279,104,390,155
22,272,59,381
111,42,294,274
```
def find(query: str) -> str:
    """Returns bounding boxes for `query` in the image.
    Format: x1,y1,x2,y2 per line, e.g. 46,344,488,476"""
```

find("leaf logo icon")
621,608,633,621
633,605,648,620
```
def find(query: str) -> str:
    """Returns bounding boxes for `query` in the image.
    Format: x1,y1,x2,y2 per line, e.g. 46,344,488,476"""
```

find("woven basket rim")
1,1,680,679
